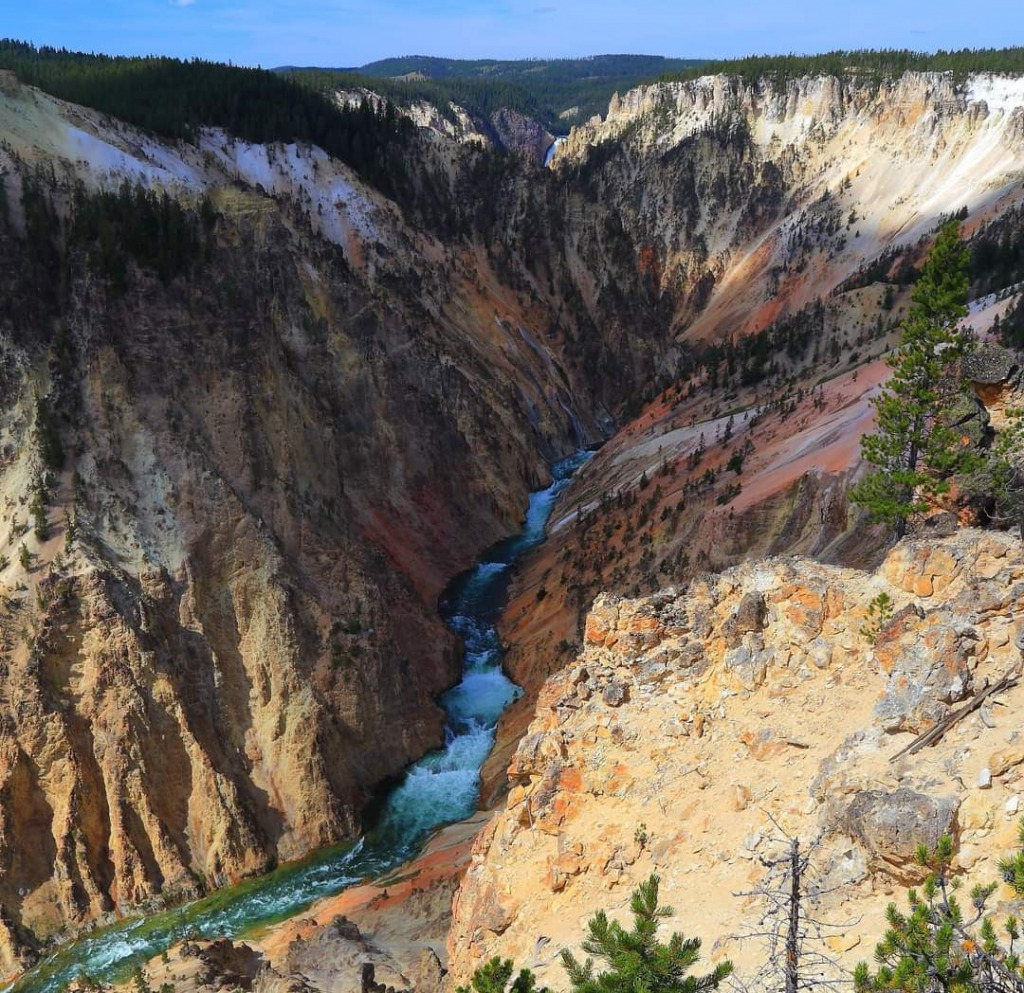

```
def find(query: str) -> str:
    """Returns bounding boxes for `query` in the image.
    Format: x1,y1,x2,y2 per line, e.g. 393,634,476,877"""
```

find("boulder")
724,643,774,690
883,542,966,596
964,344,1019,385
198,940,263,989
835,789,959,881
874,617,977,734
585,599,619,646
602,681,628,707
254,972,319,993
412,948,445,993
989,747,1024,779
722,591,767,647
945,393,990,448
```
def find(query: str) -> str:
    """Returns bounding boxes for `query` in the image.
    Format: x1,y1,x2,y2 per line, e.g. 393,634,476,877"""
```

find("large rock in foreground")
833,789,960,881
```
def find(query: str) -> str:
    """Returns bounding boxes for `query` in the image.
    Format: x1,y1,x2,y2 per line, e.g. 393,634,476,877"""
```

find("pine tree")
855,831,1024,993
457,957,550,993
851,220,977,537
561,874,733,993
998,818,1024,900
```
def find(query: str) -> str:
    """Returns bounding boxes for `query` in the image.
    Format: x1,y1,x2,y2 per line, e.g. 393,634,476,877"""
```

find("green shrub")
860,591,895,645
562,874,732,993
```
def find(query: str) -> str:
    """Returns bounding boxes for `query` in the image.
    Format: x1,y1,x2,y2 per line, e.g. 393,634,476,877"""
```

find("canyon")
0,56,1022,991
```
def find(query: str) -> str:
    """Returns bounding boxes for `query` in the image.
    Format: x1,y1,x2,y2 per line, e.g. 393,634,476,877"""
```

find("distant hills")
277,55,708,132
277,48,1024,134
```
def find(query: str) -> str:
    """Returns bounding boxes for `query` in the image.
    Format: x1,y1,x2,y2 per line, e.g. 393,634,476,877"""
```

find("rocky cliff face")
452,530,1024,987
483,71,1024,789
556,72,1024,342
356,93,554,164
485,108,555,165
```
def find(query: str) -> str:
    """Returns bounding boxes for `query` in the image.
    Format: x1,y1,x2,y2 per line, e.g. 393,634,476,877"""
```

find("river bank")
131,813,489,993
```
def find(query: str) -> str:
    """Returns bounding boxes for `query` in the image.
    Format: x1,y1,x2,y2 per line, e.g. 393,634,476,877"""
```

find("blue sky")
7,0,1023,67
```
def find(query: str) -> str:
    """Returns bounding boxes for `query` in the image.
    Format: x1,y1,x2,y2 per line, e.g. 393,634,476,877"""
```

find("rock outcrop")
967,344,1024,430
835,789,960,881
391,97,553,163
451,530,1024,987
486,108,555,164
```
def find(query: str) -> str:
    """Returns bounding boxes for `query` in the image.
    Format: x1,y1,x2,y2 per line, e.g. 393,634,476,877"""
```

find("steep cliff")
556,72,1024,342
485,72,1024,791
0,79,600,971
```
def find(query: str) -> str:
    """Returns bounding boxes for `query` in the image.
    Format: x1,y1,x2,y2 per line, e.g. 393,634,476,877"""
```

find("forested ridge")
2,169,221,334
660,47,1024,87
284,54,708,129
0,40,416,199
293,47,1024,141
0,41,703,148
284,67,554,129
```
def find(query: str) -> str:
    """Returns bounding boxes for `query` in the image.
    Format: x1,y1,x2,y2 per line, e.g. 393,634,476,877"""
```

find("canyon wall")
0,81,600,970
555,71,1024,344
485,73,1024,788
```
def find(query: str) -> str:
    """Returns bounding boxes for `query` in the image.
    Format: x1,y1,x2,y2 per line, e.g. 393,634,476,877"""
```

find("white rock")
743,831,763,852
1006,795,1020,816
958,844,983,869
978,767,993,789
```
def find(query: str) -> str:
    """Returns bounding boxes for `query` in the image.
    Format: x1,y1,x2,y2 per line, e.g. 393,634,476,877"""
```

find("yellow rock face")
450,531,1024,990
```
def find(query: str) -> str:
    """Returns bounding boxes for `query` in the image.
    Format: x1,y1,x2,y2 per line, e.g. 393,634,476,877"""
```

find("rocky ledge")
449,530,1024,987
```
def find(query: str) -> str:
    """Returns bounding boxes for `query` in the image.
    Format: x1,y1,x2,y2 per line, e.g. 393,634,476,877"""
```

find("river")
8,450,592,993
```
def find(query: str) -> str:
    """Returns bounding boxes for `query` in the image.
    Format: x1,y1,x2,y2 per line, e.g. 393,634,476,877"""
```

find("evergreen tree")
561,874,733,993
457,957,550,993
34,394,64,471
855,831,1024,993
851,220,976,537
1000,297,1024,349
